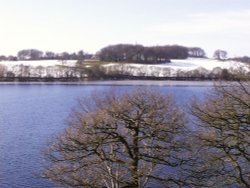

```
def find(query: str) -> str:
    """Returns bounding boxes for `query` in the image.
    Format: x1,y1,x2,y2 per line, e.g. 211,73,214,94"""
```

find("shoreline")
0,80,217,86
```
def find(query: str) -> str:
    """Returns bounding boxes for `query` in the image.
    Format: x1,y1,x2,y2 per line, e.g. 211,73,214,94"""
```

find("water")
0,82,210,187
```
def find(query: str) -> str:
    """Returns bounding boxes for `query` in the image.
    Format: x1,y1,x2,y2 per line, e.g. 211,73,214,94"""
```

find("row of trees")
0,55,18,61
231,56,250,64
98,44,234,63
17,49,91,60
0,63,244,81
0,64,89,78
0,46,232,63
43,81,250,187
98,44,206,63
0,49,92,61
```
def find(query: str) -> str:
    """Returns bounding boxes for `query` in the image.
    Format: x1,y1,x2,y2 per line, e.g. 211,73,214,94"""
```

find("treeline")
0,44,207,63
230,56,250,63
0,62,244,81
98,44,206,63
0,49,93,61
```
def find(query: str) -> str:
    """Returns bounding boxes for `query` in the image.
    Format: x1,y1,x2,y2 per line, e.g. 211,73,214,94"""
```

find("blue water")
0,83,210,187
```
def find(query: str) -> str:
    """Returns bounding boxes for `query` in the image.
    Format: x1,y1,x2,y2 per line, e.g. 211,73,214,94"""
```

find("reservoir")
0,81,211,187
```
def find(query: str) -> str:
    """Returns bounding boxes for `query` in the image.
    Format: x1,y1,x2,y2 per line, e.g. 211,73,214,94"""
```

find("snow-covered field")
0,58,248,78
0,60,78,78
169,58,244,71
0,60,76,67
104,58,244,71
103,58,248,77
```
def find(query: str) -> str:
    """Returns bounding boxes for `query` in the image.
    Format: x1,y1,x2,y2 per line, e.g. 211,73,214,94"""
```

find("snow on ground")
103,58,245,71
103,58,248,77
0,60,77,67
0,60,78,78
171,58,244,71
0,58,248,78
0,58,246,70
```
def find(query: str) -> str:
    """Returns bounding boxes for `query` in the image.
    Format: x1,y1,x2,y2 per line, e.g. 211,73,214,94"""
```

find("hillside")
0,58,248,80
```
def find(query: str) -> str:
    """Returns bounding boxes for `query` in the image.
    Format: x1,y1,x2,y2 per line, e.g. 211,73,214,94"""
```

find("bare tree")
17,49,43,60
213,49,227,60
0,55,7,61
191,79,250,187
188,47,206,58
0,64,7,77
45,51,56,59
77,50,85,60
43,89,190,188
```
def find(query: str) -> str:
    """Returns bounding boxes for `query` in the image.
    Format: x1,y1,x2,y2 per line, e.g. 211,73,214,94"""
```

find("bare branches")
43,88,188,188
191,80,250,187
43,82,250,187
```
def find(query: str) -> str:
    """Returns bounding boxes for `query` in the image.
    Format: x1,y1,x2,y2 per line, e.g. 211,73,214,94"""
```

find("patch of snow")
0,60,77,67
102,58,249,77
171,58,245,71
0,58,249,78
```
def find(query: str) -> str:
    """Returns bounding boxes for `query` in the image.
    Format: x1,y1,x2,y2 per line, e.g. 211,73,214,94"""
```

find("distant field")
0,58,248,80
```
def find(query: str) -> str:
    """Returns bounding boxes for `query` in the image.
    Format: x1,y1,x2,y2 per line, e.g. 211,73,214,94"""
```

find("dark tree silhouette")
98,44,188,63
213,49,227,60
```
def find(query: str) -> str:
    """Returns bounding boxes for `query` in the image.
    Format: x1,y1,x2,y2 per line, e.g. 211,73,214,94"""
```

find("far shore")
0,80,221,86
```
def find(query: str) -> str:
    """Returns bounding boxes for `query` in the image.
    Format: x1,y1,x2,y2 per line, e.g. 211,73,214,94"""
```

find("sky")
0,0,250,57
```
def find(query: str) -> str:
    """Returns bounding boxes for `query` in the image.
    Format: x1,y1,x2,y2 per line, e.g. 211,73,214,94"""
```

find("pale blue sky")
0,0,250,57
